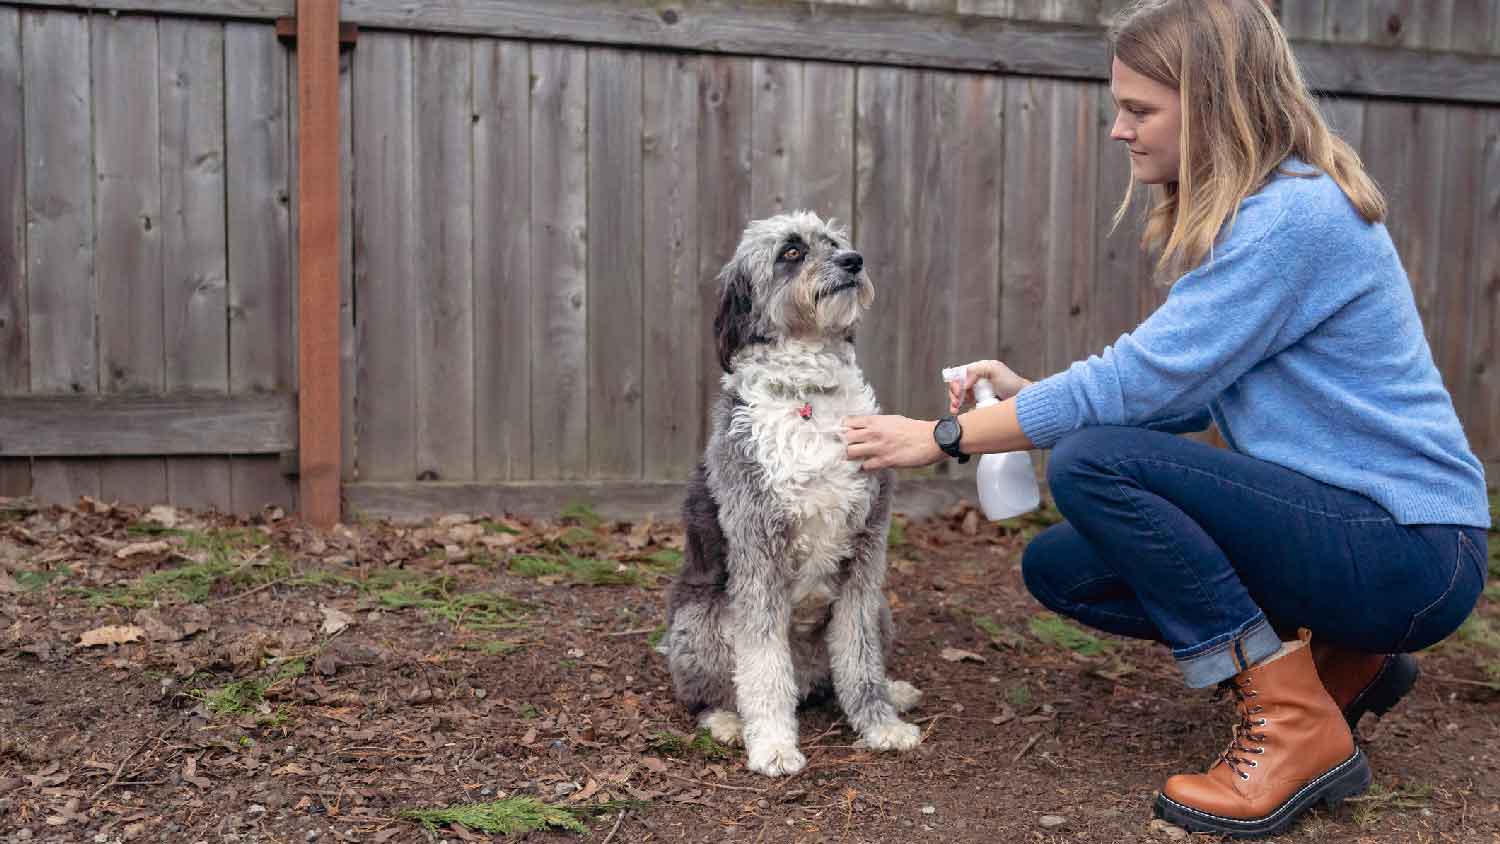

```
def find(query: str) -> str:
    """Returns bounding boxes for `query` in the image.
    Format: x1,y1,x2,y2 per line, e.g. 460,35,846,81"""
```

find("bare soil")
1,493,1496,844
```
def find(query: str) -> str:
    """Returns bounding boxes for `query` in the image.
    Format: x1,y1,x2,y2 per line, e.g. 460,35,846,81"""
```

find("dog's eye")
781,246,802,262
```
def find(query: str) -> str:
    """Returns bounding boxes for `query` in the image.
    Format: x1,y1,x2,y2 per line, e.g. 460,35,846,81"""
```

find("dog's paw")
887,679,923,713
744,721,805,777
861,719,922,752
699,709,744,745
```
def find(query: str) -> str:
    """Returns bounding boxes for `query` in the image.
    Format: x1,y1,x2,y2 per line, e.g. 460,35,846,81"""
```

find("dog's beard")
772,266,868,339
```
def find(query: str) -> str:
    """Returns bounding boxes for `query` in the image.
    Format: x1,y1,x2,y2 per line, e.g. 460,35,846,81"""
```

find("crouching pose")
843,0,1488,837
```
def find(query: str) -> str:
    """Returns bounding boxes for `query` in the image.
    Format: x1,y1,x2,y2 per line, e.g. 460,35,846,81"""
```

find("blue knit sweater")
1015,161,1491,528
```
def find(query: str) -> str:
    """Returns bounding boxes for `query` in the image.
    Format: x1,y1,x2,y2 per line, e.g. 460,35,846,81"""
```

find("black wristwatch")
933,415,970,464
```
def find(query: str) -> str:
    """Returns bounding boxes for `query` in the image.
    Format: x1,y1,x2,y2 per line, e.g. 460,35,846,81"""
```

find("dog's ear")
713,259,755,373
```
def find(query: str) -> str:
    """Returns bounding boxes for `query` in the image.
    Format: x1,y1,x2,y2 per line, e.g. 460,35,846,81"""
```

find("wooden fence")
1,0,1498,521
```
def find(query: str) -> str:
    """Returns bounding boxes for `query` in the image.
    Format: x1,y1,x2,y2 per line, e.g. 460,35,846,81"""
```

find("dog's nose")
835,251,863,274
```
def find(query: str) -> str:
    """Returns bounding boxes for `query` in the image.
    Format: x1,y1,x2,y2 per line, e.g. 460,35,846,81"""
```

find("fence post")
295,0,342,527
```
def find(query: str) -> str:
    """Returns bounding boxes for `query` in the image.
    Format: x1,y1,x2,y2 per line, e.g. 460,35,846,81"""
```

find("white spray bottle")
941,365,1041,521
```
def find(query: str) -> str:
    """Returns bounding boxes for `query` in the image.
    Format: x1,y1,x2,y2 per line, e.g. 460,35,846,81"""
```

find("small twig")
1011,732,1043,764
88,727,172,802
208,576,288,606
603,627,659,637
600,809,628,844
658,769,765,793
1423,673,1500,691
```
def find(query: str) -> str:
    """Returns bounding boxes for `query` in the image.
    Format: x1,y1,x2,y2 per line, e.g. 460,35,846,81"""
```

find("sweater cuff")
1014,376,1072,450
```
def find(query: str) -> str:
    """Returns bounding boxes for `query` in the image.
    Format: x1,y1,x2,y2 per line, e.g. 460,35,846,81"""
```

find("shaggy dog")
661,212,922,777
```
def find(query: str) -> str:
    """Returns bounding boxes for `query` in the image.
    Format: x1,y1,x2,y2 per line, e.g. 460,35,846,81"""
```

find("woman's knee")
1021,524,1074,609
1046,426,1134,504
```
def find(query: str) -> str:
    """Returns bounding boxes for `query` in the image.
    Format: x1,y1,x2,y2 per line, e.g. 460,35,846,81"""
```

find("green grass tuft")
399,797,642,836
887,519,907,548
509,555,567,578
559,502,603,529
1029,613,1112,656
13,566,69,592
648,729,735,759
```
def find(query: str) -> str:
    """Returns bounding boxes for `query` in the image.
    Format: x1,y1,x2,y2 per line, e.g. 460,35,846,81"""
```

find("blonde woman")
843,0,1489,837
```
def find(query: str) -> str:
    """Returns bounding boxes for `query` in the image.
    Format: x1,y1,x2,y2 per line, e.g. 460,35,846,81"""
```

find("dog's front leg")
828,583,921,752
829,475,921,752
728,560,805,777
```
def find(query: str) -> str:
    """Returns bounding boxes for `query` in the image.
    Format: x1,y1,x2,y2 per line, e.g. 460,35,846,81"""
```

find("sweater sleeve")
1016,189,1301,449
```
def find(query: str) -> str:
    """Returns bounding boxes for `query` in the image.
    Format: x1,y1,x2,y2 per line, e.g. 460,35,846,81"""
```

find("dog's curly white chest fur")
727,341,877,610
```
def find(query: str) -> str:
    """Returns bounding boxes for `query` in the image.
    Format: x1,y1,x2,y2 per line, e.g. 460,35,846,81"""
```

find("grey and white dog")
661,211,922,778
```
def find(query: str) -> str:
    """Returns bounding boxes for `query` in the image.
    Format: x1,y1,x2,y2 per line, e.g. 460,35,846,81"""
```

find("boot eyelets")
1254,747,1265,754
1257,719,1267,726
1239,772,1249,780
1248,760,1258,767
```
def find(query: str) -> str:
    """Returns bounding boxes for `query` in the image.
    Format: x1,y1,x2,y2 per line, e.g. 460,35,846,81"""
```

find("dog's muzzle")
816,250,865,302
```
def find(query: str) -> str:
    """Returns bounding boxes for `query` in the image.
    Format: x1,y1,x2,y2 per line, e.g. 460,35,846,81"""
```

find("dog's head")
712,211,873,373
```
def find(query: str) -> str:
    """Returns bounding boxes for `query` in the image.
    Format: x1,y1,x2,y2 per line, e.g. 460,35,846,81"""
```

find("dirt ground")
1,491,1497,844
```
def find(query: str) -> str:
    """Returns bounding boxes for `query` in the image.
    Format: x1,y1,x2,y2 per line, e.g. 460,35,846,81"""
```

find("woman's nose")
1109,112,1133,141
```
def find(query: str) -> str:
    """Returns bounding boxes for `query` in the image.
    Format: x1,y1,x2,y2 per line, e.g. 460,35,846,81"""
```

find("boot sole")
1152,748,1372,839
1344,653,1419,732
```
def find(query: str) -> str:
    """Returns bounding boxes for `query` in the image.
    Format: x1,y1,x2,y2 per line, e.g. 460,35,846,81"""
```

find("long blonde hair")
1108,0,1386,281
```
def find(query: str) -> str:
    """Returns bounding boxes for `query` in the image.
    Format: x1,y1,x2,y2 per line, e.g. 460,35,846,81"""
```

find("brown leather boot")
1154,635,1371,838
1311,642,1419,732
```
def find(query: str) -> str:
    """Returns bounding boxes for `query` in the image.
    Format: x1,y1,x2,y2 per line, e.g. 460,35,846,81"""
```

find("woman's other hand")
949,359,1031,412
843,415,944,471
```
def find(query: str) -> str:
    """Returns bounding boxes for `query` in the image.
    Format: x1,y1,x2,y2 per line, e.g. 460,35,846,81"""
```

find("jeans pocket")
1397,529,1486,653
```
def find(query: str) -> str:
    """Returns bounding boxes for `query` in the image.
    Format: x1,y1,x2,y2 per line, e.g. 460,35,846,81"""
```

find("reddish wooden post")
295,0,341,527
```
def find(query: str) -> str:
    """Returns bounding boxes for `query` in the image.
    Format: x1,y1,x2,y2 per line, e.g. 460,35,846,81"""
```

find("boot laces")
1215,675,1268,780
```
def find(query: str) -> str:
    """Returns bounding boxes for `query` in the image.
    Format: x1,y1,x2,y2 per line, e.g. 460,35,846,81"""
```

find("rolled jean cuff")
1174,616,1283,689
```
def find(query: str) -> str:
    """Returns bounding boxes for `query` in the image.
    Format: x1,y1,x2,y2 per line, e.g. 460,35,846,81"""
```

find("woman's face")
1109,57,1182,185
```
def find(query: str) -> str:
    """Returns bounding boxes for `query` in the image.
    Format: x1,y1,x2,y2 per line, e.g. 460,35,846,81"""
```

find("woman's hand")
948,359,1031,413
843,415,944,471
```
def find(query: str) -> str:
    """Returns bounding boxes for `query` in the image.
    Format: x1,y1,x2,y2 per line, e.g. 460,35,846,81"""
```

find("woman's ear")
713,259,754,374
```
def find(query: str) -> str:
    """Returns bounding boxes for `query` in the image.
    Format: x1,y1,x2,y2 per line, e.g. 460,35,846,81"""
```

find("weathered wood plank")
225,21,294,512
0,394,296,456
159,18,232,511
413,35,475,482
999,76,1051,382
641,53,701,481
331,0,1500,105
0,7,28,495
695,55,752,451
345,477,981,523
902,70,959,423
352,31,416,481
23,9,99,505
853,66,913,413
750,58,803,218
1476,108,1500,459
1278,0,1328,40
473,39,532,481
1047,80,1099,372
1434,105,1484,426
93,12,168,506
338,44,355,482
529,44,589,480
7,0,290,19
587,47,644,479
793,62,854,224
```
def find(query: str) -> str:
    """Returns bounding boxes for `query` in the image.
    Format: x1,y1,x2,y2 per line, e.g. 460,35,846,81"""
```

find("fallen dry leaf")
77,625,145,648
114,540,170,559
320,606,354,636
145,505,180,528
939,647,986,664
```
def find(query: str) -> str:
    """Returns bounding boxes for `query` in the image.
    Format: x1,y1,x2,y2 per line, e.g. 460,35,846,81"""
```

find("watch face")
935,417,960,447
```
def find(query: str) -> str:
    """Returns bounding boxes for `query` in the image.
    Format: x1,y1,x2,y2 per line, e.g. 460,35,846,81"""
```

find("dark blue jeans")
1022,426,1488,688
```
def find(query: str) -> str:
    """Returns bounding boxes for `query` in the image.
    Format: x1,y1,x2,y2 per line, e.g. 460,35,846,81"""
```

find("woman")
842,0,1490,838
